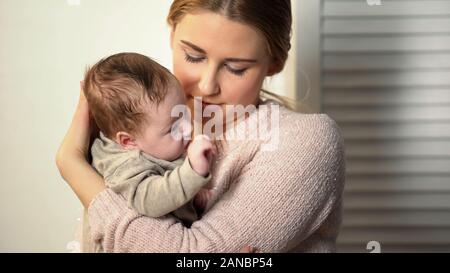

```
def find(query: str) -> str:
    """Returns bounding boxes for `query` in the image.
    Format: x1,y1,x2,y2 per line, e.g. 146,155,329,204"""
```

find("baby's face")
135,86,191,161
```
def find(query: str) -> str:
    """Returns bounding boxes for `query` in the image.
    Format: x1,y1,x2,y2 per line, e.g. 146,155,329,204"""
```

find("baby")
80,53,215,252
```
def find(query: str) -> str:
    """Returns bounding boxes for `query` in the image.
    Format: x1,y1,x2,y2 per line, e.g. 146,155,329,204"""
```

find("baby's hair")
83,52,178,139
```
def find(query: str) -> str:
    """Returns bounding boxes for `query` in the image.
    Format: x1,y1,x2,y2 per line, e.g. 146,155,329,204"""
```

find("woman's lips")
189,96,220,106
202,101,222,108
189,97,222,111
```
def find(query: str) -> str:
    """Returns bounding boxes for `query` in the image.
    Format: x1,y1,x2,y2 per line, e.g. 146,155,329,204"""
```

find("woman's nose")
198,64,219,96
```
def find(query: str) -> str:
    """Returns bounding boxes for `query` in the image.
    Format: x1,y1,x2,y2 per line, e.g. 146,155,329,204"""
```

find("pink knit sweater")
87,105,345,252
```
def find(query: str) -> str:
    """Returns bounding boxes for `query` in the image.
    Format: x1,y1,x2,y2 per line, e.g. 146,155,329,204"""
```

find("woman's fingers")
56,82,94,167
239,246,258,253
72,89,93,156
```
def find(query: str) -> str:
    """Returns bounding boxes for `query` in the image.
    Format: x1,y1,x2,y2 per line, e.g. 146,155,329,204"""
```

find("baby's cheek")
172,139,186,159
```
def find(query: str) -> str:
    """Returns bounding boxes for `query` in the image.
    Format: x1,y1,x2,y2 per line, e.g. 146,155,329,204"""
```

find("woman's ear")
267,60,280,77
115,132,138,150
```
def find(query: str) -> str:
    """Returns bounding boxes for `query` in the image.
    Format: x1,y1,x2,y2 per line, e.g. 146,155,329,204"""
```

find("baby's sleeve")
108,158,211,218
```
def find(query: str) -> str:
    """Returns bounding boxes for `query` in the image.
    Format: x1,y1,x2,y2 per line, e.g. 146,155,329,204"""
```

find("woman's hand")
239,246,259,253
57,83,93,160
55,83,106,208
193,188,214,211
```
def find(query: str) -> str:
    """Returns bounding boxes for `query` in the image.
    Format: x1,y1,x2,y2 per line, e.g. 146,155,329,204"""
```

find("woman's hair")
167,0,304,111
168,0,292,74
83,52,177,139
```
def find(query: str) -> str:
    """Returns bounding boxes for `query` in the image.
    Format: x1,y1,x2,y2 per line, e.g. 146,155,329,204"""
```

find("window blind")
321,0,450,252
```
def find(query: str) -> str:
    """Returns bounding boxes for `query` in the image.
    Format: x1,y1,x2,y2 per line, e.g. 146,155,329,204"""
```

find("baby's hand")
187,135,216,177
194,188,215,211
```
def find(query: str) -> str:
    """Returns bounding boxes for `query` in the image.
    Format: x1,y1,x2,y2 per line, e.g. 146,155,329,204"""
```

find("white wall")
0,0,174,252
0,0,295,252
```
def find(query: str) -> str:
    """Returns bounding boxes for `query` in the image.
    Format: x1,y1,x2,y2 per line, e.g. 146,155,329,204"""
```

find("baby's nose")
179,119,192,138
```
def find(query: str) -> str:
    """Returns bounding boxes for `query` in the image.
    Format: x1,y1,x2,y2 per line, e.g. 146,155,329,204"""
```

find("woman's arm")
87,115,345,252
56,88,106,208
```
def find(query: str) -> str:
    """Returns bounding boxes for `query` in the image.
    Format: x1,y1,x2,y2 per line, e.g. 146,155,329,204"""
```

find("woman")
56,0,345,252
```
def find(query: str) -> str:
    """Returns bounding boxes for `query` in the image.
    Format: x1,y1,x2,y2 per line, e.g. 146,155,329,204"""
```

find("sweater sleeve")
87,115,345,252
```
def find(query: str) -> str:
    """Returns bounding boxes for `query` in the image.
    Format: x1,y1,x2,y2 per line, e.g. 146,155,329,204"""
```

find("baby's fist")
187,135,216,177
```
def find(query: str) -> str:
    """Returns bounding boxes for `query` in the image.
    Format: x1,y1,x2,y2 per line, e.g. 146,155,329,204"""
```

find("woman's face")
170,11,276,125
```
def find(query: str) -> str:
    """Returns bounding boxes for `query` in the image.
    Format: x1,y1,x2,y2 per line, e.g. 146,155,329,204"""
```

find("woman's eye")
184,51,247,77
184,53,204,63
225,64,248,77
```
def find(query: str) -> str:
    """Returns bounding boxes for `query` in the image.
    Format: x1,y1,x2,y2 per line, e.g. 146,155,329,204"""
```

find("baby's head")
83,52,190,161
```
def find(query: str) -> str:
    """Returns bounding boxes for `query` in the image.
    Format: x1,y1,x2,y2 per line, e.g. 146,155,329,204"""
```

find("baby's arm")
108,135,215,217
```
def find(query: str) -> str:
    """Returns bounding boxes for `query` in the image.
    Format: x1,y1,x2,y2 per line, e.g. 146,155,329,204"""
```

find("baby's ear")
115,132,138,150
